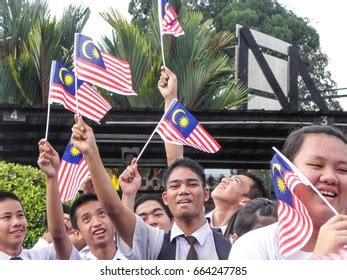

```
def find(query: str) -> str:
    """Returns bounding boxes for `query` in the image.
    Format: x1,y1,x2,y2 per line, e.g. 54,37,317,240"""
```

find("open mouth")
92,229,106,235
177,199,192,205
319,190,337,198
10,229,24,236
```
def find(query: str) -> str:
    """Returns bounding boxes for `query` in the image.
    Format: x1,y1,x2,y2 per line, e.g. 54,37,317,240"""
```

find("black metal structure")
1,106,347,170
237,27,329,112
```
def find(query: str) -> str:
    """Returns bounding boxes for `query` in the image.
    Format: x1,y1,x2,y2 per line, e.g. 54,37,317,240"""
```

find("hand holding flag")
71,114,98,155
37,139,60,179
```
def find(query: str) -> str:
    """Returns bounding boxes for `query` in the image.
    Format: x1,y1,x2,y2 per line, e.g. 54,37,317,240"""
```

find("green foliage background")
0,161,46,248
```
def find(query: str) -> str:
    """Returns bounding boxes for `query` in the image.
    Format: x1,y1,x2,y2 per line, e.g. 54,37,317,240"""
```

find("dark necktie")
10,256,23,260
184,236,198,260
214,227,222,233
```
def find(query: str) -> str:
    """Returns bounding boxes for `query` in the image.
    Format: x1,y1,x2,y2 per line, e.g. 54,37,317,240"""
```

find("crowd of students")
1,67,346,260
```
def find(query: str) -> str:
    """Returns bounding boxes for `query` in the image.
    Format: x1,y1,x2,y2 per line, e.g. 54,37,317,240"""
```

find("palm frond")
101,8,162,108
1,0,90,106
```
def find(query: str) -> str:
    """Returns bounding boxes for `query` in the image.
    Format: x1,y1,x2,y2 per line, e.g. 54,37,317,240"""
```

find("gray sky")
277,0,346,103
48,0,346,106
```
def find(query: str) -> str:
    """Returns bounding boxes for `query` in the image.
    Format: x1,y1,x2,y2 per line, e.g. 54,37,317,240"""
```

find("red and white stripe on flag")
76,52,136,96
156,119,221,153
49,83,111,124
277,171,313,256
58,158,89,202
161,6,184,37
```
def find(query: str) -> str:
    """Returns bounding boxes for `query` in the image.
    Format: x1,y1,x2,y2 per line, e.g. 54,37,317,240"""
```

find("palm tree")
0,0,90,106
100,1,249,110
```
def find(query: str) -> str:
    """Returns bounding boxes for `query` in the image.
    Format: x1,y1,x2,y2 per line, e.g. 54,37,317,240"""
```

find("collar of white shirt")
79,245,126,260
205,210,227,234
0,249,26,260
169,220,211,246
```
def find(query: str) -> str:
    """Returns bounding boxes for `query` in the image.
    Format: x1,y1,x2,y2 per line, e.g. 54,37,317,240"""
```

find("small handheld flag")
49,60,112,123
75,33,136,96
156,99,221,153
58,141,89,202
160,0,184,37
270,151,313,256
157,0,184,66
136,99,220,161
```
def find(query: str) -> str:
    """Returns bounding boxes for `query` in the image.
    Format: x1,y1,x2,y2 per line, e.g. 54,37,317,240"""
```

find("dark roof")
1,106,347,169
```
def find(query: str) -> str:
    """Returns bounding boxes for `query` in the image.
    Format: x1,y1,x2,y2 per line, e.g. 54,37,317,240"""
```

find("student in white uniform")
38,140,126,260
229,125,347,260
0,190,78,260
157,67,269,237
120,160,173,232
70,193,126,260
70,115,231,260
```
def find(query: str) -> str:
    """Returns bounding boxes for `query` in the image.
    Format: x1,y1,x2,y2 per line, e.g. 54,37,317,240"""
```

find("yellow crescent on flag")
171,109,185,125
81,39,94,59
59,67,69,84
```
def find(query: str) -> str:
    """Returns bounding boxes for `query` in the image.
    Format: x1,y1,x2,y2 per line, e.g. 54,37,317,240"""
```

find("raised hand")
157,66,183,166
158,66,178,105
80,175,95,194
37,139,60,179
71,114,97,155
120,158,142,196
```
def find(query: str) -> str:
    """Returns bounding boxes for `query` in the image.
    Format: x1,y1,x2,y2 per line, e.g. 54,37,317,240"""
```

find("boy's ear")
162,191,168,205
239,199,251,207
203,187,210,202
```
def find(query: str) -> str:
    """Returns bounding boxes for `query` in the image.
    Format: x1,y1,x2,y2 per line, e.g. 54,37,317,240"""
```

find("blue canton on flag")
58,141,89,202
75,33,136,96
271,157,294,207
61,142,84,164
75,34,106,69
51,61,77,96
270,152,313,257
164,101,198,138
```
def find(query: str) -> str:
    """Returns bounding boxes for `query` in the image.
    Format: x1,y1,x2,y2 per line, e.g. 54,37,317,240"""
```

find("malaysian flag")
160,0,184,37
270,152,313,257
58,141,89,202
75,33,136,96
49,60,112,123
156,99,221,153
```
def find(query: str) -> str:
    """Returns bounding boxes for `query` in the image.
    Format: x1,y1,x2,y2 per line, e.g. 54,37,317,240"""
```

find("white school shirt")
78,245,126,260
31,237,49,250
205,210,227,234
0,243,80,260
228,223,312,260
118,215,219,260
